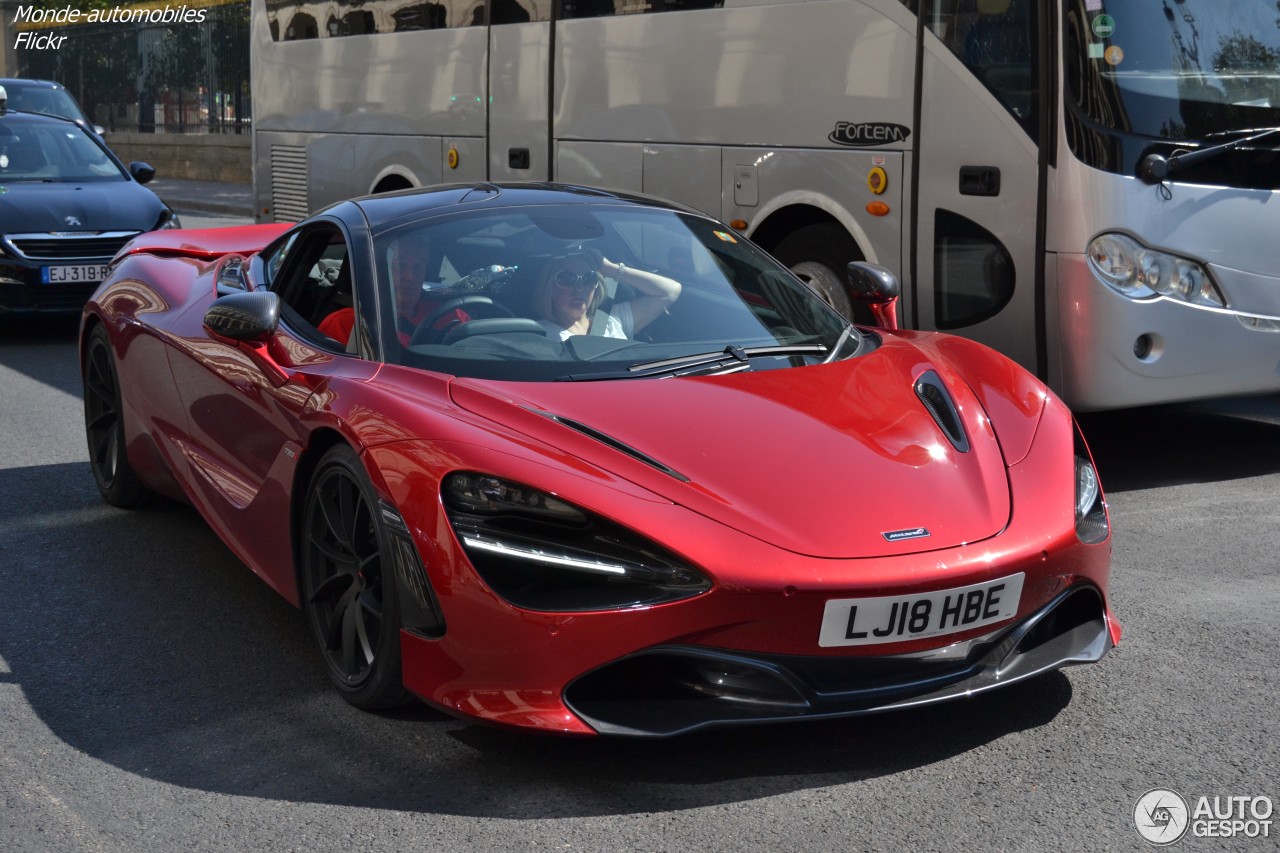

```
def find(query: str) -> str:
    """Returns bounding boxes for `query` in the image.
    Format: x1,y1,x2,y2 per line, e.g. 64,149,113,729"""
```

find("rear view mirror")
129,161,156,184
205,291,280,341
847,262,900,330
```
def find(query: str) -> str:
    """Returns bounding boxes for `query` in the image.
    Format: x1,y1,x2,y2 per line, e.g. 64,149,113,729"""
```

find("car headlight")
156,210,182,230
442,472,711,612
1087,232,1223,307
1073,426,1109,545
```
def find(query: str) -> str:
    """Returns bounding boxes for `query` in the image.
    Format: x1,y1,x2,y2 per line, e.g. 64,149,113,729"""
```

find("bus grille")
271,145,309,222
6,232,139,261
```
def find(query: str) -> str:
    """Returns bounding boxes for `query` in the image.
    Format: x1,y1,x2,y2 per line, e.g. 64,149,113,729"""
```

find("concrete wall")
106,132,252,184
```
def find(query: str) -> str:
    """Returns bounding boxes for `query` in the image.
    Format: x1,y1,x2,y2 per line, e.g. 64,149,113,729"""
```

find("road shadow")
0,313,83,399
0,460,1075,819
1078,396,1280,493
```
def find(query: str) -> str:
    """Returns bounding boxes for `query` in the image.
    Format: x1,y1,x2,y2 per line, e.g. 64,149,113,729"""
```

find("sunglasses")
555,269,598,291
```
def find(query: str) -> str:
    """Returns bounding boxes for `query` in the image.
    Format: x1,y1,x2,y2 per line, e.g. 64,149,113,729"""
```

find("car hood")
0,180,165,234
449,336,1014,558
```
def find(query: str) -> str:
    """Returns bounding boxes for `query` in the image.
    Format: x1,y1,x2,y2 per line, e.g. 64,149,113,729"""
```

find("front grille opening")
8,233,138,261
1014,586,1105,658
566,652,809,736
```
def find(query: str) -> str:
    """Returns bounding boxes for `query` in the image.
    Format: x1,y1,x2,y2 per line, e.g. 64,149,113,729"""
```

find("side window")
933,210,1014,329
560,0,723,21
267,0,486,39
927,0,1038,141
269,225,355,347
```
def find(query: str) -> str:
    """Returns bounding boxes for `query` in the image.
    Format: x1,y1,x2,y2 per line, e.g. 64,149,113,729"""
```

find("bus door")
487,0,554,180
912,0,1045,375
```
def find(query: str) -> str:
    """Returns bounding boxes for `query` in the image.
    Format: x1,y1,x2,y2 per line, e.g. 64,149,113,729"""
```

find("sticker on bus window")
713,231,738,243
1086,0,1102,10
1088,42,1104,59
1104,45,1124,66
1092,14,1115,39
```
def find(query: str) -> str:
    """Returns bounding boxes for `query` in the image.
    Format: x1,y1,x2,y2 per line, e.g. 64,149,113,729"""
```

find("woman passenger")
534,248,681,340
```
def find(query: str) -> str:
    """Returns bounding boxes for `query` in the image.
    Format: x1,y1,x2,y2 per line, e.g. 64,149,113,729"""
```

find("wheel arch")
369,168,417,196
288,426,354,604
746,196,874,263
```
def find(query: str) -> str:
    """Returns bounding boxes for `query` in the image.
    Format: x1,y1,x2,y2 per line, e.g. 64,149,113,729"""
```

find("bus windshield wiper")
557,343,827,381
1138,127,1280,185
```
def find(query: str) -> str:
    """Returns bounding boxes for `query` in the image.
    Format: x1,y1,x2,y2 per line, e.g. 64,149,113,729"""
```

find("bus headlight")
1087,233,1224,307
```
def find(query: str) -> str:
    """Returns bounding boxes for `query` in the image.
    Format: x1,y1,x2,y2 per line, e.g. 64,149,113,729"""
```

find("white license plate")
818,573,1025,647
42,264,110,284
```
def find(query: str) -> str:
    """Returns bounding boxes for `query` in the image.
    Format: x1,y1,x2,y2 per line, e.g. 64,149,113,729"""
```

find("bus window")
560,0,724,21
928,0,1038,140
933,210,1014,330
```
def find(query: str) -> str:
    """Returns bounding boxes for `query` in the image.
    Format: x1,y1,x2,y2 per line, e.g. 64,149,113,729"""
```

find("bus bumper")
1054,253,1280,411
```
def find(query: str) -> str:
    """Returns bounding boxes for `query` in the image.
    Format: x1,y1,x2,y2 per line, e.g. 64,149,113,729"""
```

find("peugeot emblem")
64,216,81,227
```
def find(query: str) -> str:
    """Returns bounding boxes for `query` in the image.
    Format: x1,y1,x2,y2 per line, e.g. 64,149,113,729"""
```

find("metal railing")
16,0,250,134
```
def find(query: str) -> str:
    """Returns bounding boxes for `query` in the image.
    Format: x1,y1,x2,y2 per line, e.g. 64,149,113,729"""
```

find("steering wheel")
408,295,514,346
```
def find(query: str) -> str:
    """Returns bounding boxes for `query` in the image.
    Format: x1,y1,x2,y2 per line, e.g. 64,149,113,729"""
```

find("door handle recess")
959,166,1001,196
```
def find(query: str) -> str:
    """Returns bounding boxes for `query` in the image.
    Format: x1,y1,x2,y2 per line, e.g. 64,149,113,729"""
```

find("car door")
166,218,380,599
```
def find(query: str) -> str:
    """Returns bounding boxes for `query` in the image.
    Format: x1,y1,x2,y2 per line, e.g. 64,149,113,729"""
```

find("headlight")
1087,232,1224,307
156,210,182,230
1073,425,1109,545
442,472,712,612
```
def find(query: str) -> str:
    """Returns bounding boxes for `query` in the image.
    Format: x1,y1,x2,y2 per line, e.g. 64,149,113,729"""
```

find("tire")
82,324,150,508
300,444,408,710
772,224,865,323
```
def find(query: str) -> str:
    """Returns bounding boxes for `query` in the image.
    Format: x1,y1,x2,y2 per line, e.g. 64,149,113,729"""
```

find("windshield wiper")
1138,127,1280,185
557,344,827,381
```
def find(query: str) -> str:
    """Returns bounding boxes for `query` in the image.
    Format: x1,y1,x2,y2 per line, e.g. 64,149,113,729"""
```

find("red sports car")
81,184,1119,736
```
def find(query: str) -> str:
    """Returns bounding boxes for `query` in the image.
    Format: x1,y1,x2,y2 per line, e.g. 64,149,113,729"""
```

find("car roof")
336,182,708,231
0,78,67,89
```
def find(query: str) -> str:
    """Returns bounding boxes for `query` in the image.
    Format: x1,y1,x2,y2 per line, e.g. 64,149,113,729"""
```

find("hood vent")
915,371,970,453
526,408,690,482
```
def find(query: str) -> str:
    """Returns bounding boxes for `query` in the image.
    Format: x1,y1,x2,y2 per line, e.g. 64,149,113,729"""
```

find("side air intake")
915,371,970,453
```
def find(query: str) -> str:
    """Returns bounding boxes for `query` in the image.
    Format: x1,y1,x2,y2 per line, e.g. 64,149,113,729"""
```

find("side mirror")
204,291,280,341
129,161,156,185
847,262,901,330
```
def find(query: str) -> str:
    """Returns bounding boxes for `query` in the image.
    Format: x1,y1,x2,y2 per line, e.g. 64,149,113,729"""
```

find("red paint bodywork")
83,225,1119,735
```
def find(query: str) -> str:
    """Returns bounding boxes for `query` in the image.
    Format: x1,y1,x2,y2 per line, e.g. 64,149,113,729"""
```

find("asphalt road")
1,295,1277,850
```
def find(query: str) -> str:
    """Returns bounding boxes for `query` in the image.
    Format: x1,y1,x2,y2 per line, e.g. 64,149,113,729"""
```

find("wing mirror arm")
846,262,901,330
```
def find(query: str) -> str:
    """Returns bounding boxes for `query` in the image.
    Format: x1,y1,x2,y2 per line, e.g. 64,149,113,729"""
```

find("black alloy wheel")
300,444,408,710
83,324,149,507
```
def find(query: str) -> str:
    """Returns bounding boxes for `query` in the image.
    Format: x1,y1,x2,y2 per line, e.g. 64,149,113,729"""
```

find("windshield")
0,121,124,182
372,204,861,381
2,83,90,124
1065,0,1280,140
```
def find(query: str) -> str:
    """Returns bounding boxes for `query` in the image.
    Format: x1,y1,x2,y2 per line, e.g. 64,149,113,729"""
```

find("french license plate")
818,573,1025,647
42,264,110,284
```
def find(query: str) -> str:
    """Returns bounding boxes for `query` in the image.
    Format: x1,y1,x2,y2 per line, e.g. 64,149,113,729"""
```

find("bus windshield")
1066,0,1280,140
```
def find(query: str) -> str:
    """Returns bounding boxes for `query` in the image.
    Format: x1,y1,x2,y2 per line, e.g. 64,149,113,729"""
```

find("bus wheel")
773,224,860,321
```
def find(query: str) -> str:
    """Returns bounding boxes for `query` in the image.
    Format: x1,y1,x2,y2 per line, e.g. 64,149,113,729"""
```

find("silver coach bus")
251,0,1280,411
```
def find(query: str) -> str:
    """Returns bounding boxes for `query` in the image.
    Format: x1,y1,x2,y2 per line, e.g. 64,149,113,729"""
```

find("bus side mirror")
847,262,900,330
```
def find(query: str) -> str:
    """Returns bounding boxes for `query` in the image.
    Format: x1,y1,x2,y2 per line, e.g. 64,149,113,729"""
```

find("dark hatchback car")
0,101,179,314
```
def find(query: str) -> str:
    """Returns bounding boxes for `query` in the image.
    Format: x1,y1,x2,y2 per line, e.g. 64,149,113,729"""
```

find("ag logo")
1134,789,1190,845
64,216,82,227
